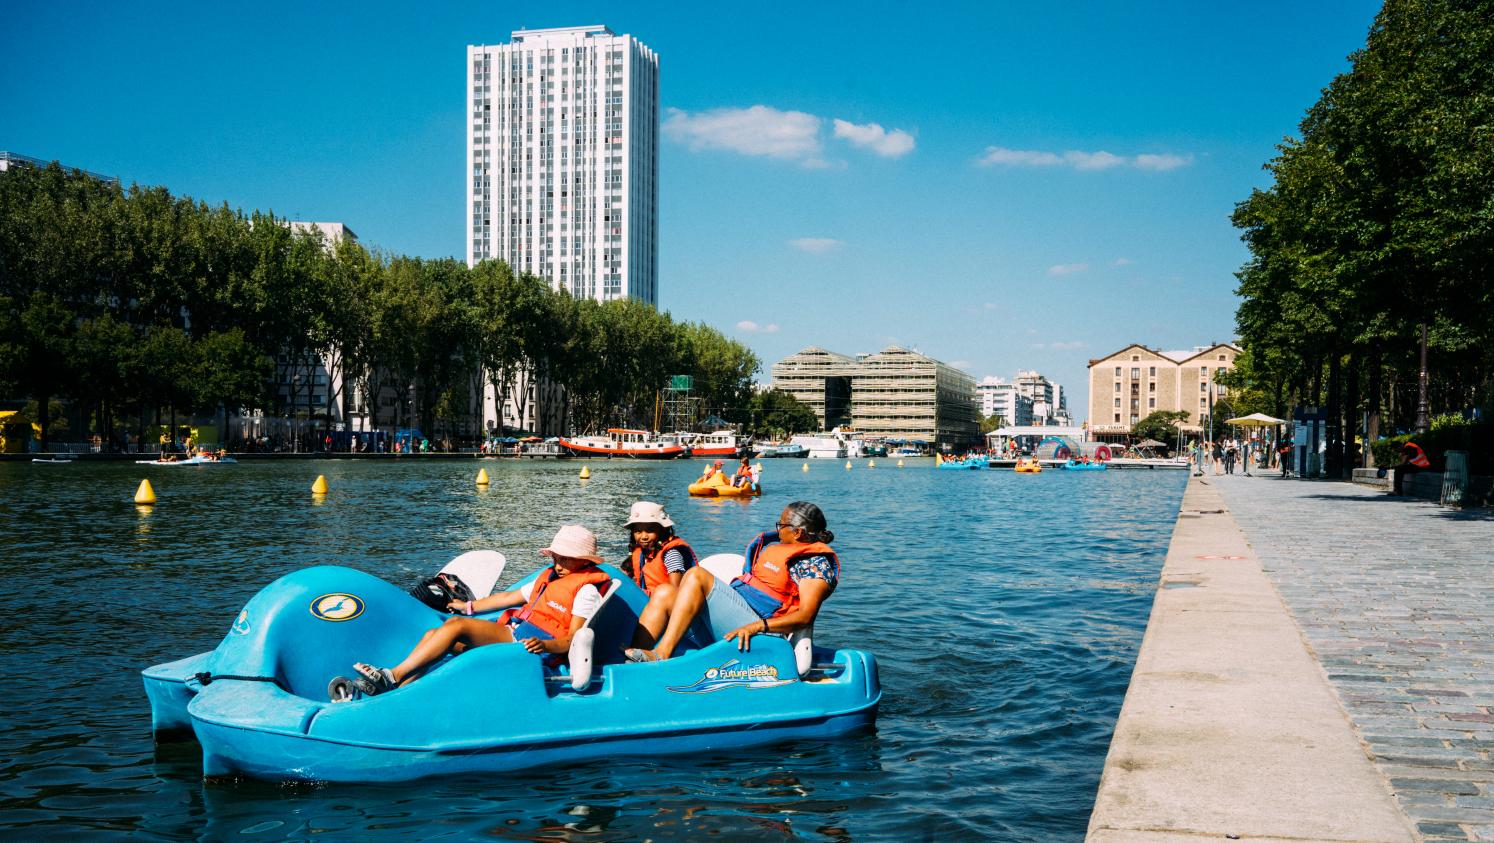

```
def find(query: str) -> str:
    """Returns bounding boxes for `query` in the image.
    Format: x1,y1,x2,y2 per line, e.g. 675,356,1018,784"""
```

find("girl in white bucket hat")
343,525,610,698
622,501,698,647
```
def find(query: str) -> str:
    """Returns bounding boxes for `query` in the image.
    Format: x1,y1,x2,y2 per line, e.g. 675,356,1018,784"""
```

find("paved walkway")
1212,473,1494,842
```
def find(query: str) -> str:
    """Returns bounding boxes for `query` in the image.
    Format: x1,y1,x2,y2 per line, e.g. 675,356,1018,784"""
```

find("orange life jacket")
512,564,612,638
738,540,839,618
1405,442,1431,468
627,536,696,594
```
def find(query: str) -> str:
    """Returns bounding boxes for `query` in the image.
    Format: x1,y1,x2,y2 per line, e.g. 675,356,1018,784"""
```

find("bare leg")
390,617,514,685
650,568,715,659
631,582,678,648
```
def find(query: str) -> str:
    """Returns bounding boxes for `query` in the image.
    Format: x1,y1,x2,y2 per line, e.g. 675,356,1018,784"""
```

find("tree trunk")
37,392,51,451
1366,354,1382,467
1325,353,1343,478
1342,351,1360,475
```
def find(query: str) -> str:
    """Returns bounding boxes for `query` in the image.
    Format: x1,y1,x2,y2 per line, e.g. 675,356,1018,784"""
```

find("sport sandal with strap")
351,662,397,696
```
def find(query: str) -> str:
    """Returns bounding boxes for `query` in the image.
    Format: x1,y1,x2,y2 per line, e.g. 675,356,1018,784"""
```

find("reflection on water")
0,458,1183,841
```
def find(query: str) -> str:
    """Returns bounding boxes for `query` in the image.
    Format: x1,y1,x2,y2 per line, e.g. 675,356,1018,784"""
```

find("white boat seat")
565,578,640,692
439,550,507,598
697,554,815,678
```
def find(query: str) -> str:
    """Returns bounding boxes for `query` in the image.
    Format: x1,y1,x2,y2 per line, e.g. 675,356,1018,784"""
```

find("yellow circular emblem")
310,593,365,622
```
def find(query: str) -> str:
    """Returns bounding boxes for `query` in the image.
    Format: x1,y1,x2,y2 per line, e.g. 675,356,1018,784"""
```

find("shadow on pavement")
1300,492,1494,520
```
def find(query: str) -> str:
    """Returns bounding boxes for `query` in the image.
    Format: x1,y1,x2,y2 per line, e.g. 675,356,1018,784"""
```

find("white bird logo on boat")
310,593,365,622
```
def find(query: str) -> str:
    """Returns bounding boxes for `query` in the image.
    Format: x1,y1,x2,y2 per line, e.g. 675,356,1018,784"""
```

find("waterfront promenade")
1090,473,1493,843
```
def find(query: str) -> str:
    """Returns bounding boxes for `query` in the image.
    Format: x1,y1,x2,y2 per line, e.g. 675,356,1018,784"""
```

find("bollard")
476,468,490,486
134,478,157,505
311,475,329,495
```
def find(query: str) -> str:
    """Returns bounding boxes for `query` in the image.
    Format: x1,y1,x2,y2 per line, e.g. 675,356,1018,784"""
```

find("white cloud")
978,146,1193,172
1112,257,1134,267
664,105,822,162
832,119,915,158
1048,263,1090,276
665,105,915,167
735,320,780,334
789,237,844,254
1134,153,1192,171
977,147,1063,167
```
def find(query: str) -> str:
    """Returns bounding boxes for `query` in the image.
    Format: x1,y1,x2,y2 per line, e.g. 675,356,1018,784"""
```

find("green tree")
1133,410,1190,446
745,389,818,439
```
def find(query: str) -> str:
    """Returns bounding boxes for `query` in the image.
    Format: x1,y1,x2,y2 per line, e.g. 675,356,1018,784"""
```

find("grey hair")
783,501,834,544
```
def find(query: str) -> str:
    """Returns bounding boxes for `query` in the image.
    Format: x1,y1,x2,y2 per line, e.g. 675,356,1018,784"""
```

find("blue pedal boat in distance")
142,556,880,783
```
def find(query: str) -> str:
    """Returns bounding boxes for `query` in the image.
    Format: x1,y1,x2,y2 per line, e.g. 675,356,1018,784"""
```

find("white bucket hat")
539,525,604,564
623,501,674,529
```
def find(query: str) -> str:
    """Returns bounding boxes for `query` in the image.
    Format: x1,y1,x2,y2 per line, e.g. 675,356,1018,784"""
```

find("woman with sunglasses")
625,501,838,662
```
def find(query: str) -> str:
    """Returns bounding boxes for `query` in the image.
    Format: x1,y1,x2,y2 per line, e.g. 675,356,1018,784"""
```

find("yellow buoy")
579,465,591,480
476,468,490,486
311,474,329,495
802,462,809,472
134,478,156,505
867,459,876,468
897,458,905,467
844,460,852,470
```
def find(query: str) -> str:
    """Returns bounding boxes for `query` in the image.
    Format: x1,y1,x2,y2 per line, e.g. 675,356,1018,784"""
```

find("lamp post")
1416,322,1430,433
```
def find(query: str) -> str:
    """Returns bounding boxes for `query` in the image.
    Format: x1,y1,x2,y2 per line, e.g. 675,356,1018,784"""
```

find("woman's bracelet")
760,618,769,633
466,600,474,615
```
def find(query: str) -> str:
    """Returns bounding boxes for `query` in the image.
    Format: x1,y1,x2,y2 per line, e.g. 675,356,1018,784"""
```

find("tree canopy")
0,164,760,448
1229,0,1493,474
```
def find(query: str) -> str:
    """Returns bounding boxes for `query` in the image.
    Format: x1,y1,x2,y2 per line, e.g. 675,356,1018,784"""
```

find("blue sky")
3,1,1382,421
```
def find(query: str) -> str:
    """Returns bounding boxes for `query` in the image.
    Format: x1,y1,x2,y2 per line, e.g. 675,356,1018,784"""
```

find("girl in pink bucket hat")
343,525,610,698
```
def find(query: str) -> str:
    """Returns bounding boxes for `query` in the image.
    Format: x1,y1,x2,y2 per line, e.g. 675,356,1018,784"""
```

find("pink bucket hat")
539,525,604,564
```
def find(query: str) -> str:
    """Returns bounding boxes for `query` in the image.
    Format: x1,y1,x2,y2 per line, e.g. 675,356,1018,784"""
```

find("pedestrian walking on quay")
1278,439,1294,478
1191,441,1205,477
1224,444,1237,475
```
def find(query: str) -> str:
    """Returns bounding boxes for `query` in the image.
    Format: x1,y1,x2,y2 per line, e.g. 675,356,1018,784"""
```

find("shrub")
1370,419,1492,474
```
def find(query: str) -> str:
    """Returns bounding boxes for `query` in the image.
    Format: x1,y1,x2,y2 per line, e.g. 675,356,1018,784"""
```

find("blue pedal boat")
1061,459,1109,471
143,559,880,783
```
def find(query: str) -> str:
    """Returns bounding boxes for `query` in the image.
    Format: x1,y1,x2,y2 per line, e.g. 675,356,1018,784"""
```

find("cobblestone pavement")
1211,473,1494,842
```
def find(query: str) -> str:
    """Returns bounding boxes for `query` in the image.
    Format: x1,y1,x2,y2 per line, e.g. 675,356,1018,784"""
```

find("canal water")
0,457,1184,841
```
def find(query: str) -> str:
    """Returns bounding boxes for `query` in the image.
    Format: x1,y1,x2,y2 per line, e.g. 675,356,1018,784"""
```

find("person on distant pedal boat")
625,501,838,661
701,459,725,482
624,501,698,647
346,525,611,697
731,456,753,487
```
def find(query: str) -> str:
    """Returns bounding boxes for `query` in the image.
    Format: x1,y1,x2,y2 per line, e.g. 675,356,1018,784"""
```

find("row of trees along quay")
0,162,804,451
1223,0,1494,478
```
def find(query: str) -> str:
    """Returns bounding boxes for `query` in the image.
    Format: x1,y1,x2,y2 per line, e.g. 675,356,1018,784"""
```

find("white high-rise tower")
467,25,659,304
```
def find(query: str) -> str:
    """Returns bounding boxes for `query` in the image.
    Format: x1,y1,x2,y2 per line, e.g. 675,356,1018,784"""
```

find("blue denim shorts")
687,579,770,646
508,620,553,641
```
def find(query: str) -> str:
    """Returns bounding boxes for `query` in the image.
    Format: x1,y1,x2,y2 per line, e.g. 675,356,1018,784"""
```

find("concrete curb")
1086,477,1417,843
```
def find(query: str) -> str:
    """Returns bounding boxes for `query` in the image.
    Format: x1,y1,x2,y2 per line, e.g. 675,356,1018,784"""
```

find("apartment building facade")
977,377,1034,427
772,346,981,448
467,25,659,304
1087,343,1240,440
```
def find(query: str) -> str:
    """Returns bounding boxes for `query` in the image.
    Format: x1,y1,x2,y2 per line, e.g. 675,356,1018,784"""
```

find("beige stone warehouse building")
1087,343,1240,441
